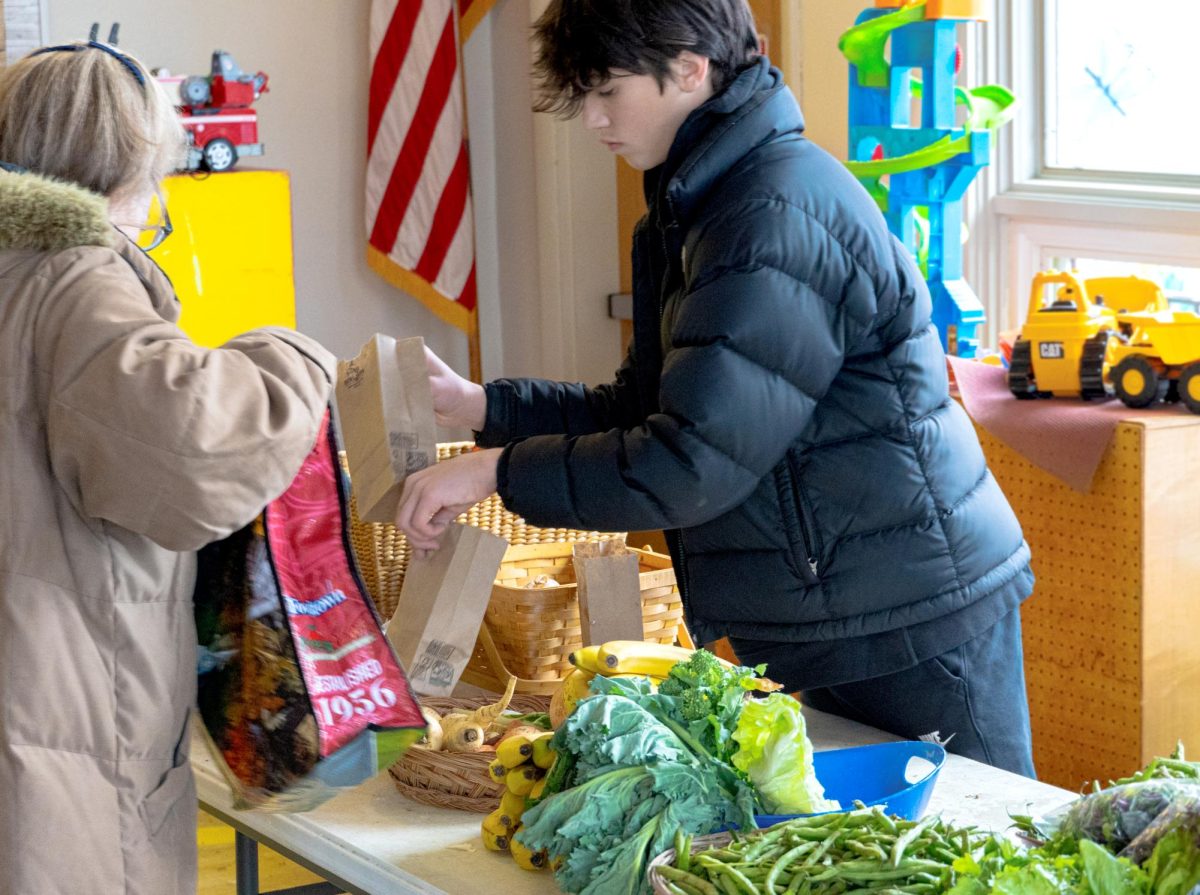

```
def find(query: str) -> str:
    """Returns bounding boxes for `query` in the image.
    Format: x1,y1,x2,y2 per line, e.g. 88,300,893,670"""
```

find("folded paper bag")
336,334,437,523
385,523,509,697
574,538,644,646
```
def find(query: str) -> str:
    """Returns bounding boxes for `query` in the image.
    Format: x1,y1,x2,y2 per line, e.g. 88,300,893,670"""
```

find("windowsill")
993,178,1200,230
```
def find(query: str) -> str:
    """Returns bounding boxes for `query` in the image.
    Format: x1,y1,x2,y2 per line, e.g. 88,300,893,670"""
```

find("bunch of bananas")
549,640,710,726
480,727,556,870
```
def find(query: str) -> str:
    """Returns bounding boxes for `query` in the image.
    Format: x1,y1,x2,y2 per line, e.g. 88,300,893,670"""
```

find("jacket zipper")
793,477,820,579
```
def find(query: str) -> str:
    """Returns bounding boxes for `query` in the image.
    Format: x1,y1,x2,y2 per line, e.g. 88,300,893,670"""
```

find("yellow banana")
597,640,700,676
529,775,548,800
548,685,568,729
481,826,509,852
498,788,527,828
596,642,782,691
563,667,594,700
483,807,511,833
509,827,549,870
496,733,535,769
531,733,556,769
604,672,662,692
505,764,542,797
568,644,607,674
487,758,509,784
550,667,595,728
481,809,511,851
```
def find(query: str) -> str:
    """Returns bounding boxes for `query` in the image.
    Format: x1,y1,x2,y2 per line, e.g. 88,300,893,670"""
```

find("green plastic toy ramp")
909,79,1018,132
846,132,967,179
839,2,928,88
844,83,1015,202
964,84,1017,131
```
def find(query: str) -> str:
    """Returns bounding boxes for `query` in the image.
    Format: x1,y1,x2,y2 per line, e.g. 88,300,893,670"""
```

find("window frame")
965,0,1200,345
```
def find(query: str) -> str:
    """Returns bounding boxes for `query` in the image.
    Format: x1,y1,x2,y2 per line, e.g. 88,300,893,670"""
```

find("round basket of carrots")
388,677,551,813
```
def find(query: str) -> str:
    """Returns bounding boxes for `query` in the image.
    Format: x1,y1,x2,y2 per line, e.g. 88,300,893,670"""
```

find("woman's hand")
426,345,486,431
395,448,502,552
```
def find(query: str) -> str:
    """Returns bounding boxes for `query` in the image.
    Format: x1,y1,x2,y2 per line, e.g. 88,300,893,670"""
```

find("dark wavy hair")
532,0,760,118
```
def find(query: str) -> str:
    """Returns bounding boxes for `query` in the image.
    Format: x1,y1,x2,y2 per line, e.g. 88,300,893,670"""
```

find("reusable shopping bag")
194,408,425,811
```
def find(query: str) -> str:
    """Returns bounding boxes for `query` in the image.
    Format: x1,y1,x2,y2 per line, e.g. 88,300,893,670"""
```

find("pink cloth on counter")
947,355,1188,492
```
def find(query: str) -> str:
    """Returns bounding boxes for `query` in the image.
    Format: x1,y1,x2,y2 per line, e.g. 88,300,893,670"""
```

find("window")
964,1,1200,346
1045,1,1199,180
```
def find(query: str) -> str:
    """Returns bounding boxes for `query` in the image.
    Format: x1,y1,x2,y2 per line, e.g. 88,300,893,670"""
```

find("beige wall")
45,0,531,380
43,0,870,384
796,0,863,160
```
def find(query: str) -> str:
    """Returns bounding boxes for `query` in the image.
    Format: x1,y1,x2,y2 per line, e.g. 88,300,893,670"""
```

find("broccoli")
653,650,768,763
661,649,727,695
678,688,715,723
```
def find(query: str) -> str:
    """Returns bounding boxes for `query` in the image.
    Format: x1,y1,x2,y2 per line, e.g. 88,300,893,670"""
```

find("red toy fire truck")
157,50,269,172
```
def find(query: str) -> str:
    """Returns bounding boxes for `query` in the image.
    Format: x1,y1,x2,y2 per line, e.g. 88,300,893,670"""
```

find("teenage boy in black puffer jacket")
395,0,1036,777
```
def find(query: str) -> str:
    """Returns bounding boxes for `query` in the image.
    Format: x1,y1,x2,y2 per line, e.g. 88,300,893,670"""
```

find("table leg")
233,830,342,895
235,831,260,895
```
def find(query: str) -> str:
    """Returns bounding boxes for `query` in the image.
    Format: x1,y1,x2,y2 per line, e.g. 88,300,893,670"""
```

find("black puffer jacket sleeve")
476,344,644,444
490,196,874,533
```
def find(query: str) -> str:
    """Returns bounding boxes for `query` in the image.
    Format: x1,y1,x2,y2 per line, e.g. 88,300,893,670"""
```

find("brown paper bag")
385,523,509,696
573,538,644,646
336,334,437,523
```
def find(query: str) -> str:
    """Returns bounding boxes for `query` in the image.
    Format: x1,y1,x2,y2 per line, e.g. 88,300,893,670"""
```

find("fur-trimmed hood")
0,167,181,322
0,168,114,252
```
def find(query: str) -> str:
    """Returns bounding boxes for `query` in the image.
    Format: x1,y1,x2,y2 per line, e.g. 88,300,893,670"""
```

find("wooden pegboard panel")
976,423,1144,790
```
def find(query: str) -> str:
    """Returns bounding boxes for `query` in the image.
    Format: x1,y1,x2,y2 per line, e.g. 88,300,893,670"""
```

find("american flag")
366,0,496,333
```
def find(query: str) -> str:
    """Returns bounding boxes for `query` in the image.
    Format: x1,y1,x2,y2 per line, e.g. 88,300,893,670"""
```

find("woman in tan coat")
0,41,335,894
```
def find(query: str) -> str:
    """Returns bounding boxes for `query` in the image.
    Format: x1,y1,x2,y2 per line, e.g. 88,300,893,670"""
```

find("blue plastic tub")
754,740,946,827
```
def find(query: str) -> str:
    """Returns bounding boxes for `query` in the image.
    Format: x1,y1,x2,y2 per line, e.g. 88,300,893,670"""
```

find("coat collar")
0,167,179,322
645,57,805,226
0,167,113,252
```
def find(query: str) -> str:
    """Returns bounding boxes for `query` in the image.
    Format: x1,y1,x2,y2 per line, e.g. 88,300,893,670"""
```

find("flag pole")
452,1,485,385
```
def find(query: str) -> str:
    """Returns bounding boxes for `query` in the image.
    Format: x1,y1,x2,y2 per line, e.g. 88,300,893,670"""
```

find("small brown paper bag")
336,334,437,523
385,523,509,696
573,538,644,646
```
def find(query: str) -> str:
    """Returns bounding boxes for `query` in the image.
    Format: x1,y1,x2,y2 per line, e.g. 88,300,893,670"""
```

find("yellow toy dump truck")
1109,309,1200,413
1008,271,1165,400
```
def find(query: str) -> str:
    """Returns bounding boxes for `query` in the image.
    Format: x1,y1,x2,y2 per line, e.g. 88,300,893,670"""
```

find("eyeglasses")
29,39,146,88
117,188,174,252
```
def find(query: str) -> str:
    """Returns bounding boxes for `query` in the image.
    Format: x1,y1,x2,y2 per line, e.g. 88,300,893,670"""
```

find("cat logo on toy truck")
1009,269,1200,413
157,50,269,173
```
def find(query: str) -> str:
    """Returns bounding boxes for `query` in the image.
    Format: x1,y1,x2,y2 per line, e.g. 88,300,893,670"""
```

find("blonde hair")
0,42,186,200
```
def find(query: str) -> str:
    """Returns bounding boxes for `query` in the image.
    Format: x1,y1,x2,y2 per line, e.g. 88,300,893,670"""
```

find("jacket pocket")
774,462,821,586
139,714,195,839
139,760,195,839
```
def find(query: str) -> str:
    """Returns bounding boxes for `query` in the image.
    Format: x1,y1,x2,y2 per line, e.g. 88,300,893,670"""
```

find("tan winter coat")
0,170,335,894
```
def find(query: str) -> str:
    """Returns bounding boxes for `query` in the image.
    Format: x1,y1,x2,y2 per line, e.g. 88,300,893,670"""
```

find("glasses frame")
116,188,173,252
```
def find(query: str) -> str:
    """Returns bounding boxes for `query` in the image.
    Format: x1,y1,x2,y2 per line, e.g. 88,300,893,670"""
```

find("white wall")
42,0,867,385
45,0,547,380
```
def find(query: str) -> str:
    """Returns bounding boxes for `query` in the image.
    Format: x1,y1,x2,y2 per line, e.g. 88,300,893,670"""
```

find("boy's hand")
395,448,502,552
425,345,486,431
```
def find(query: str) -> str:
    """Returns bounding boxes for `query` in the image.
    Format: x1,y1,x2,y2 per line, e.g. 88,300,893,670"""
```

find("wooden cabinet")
977,415,1200,789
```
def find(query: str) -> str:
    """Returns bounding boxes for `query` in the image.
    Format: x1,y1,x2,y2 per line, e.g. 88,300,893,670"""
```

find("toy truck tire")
1079,331,1115,400
1179,364,1200,414
202,138,237,172
1008,340,1047,399
1112,356,1166,408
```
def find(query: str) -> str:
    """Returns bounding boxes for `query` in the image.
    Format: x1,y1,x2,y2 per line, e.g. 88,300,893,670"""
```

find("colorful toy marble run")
841,0,1014,358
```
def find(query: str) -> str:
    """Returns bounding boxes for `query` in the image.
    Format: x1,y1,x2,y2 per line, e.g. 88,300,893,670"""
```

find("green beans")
652,808,994,895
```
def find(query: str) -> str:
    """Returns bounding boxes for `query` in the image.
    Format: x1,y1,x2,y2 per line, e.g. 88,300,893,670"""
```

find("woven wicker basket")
389,694,549,813
348,443,689,696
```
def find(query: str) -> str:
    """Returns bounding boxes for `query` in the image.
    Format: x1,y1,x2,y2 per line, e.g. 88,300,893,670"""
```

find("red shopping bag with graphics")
194,408,425,811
